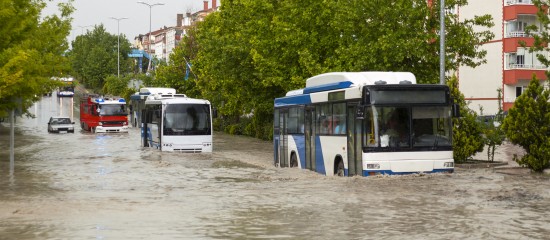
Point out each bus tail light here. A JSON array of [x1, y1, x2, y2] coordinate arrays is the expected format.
[[366, 164, 380, 169], [444, 162, 454, 168]]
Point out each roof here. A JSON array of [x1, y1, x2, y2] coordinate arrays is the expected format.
[[139, 87, 176, 95], [305, 72, 416, 88]]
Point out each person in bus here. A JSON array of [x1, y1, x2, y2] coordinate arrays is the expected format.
[[383, 109, 409, 147], [333, 116, 346, 134]]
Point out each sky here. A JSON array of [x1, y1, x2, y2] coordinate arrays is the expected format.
[[44, 0, 214, 44]]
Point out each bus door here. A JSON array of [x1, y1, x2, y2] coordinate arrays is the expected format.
[[347, 104, 363, 176], [304, 106, 316, 171], [278, 109, 289, 167]]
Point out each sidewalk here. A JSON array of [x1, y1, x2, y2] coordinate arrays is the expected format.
[[471, 141, 524, 168]]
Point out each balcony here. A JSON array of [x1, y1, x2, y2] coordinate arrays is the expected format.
[[504, 3, 538, 21], [506, 0, 533, 5], [503, 33, 539, 52], [504, 68, 546, 85]]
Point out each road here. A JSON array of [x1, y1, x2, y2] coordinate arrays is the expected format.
[[0, 95, 549, 239]]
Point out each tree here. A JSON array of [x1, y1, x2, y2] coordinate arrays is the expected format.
[[155, 33, 201, 98], [448, 75, 484, 163], [174, 0, 494, 139], [68, 24, 132, 93], [478, 89, 506, 162], [509, 0, 550, 171], [502, 77, 550, 172], [0, 0, 74, 116]]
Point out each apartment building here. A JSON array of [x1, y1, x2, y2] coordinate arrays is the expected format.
[[133, 0, 219, 64], [458, 0, 548, 115]]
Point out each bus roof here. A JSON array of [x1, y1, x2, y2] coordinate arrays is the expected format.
[[146, 96, 210, 105], [139, 87, 176, 96], [306, 72, 416, 87], [51, 77, 74, 82]]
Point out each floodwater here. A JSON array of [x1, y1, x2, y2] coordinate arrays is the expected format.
[[1, 96, 550, 240]]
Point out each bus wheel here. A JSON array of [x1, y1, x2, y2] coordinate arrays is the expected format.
[[290, 153, 298, 168], [335, 161, 345, 177]]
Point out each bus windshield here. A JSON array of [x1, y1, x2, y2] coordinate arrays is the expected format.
[[99, 104, 127, 116], [163, 104, 211, 136], [364, 106, 452, 149]]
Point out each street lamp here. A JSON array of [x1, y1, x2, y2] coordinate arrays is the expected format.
[[111, 17, 128, 78], [440, 0, 445, 85], [137, 1, 164, 73], [77, 25, 93, 35]]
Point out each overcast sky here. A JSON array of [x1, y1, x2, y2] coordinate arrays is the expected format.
[[44, 0, 214, 44]]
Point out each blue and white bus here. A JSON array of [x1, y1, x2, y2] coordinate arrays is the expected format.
[[129, 87, 176, 128], [142, 93, 213, 153], [273, 72, 457, 177]]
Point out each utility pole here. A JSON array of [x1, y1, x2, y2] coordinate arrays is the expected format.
[[111, 17, 128, 78], [137, 1, 164, 74], [77, 25, 92, 35], [440, 0, 445, 85]]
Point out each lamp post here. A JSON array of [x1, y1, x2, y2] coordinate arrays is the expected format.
[[74, 25, 92, 49], [111, 17, 128, 78], [77, 25, 92, 35], [440, 0, 445, 85], [137, 1, 164, 73]]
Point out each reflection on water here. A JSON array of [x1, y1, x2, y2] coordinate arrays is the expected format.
[[1, 96, 550, 239]]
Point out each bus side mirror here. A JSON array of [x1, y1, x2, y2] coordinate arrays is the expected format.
[[452, 103, 460, 118]]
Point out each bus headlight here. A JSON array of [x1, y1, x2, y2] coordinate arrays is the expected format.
[[444, 162, 454, 168], [366, 164, 380, 169]]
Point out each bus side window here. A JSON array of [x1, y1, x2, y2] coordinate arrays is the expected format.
[[316, 104, 331, 135], [332, 103, 346, 135]]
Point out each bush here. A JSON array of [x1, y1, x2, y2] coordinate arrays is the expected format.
[[502, 76, 550, 172], [447, 76, 484, 163]]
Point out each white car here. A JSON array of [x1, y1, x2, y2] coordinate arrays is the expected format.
[[47, 117, 75, 133]]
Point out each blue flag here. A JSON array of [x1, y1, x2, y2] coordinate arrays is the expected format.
[[184, 62, 192, 80]]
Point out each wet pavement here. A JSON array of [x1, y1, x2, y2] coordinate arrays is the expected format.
[[1, 95, 549, 239]]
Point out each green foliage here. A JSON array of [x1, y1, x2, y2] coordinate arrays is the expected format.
[[68, 24, 132, 92], [102, 74, 133, 100], [502, 77, 550, 172], [516, 1, 550, 171], [479, 89, 506, 162], [165, 0, 494, 139], [155, 39, 201, 98], [0, 0, 74, 117], [447, 76, 484, 163]]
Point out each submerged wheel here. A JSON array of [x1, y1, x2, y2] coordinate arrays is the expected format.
[[290, 153, 298, 168], [335, 160, 345, 177]]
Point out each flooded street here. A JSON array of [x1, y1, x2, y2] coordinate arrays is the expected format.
[[1, 96, 550, 239]]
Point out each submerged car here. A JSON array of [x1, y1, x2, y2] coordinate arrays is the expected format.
[[47, 117, 75, 133]]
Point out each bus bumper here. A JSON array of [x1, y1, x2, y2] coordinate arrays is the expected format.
[[95, 126, 129, 133]]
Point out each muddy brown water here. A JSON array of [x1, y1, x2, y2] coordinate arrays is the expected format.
[[1, 96, 549, 239]]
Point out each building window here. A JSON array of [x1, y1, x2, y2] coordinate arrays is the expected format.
[[516, 55, 525, 66], [516, 86, 527, 97]]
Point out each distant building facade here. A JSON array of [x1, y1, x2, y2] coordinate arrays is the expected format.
[[133, 0, 220, 64]]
